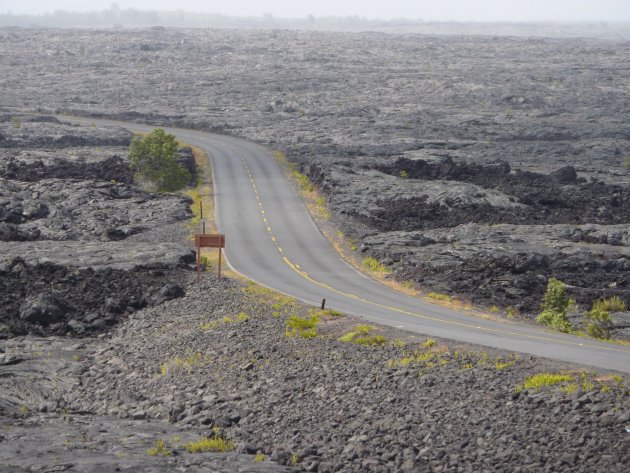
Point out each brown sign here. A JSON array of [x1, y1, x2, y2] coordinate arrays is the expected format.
[[195, 233, 225, 281], [195, 234, 225, 249]]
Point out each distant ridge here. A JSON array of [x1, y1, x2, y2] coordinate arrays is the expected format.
[[0, 8, 628, 39]]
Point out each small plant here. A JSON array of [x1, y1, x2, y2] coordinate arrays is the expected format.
[[286, 314, 319, 338], [338, 324, 374, 342], [236, 312, 250, 322], [536, 278, 574, 333], [506, 306, 518, 319], [315, 196, 326, 208], [254, 453, 266, 463], [354, 335, 387, 346], [519, 372, 574, 391], [562, 383, 579, 394], [399, 170, 408, 178], [592, 295, 626, 313], [362, 257, 391, 273], [10, 117, 21, 128], [426, 292, 452, 303], [391, 339, 406, 348], [291, 170, 314, 192], [185, 435, 234, 453], [584, 309, 613, 339], [199, 255, 212, 271], [495, 359, 516, 370], [623, 158, 630, 169], [290, 453, 300, 466], [422, 338, 436, 349], [489, 305, 499, 313], [148, 439, 172, 456]]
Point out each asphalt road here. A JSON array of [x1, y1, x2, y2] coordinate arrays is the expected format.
[[64, 117, 630, 373]]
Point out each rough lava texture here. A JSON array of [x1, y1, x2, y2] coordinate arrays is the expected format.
[[0, 116, 195, 337], [1, 28, 628, 324], [3, 276, 626, 472]]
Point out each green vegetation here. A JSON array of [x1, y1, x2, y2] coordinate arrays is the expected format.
[[584, 309, 613, 339], [286, 314, 319, 339], [536, 278, 574, 333], [290, 453, 300, 466], [291, 169, 314, 192], [147, 439, 172, 456], [185, 435, 234, 453], [592, 295, 626, 313], [426, 292, 453, 303], [10, 117, 21, 128], [362, 257, 392, 273], [399, 170, 408, 178], [129, 128, 191, 192], [580, 296, 624, 340], [338, 325, 387, 346], [254, 453, 266, 463], [517, 372, 574, 392], [623, 158, 630, 169]]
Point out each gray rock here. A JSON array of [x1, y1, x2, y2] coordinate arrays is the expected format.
[[19, 294, 65, 325]]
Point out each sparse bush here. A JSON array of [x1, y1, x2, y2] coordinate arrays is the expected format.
[[399, 170, 408, 178], [185, 435, 234, 453], [519, 372, 574, 391], [536, 278, 573, 333], [354, 335, 387, 346], [130, 128, 191, 192], [147, 439, 171, 456], [286, 314, 319, 338], [584, 309, 613, 339], [592, 295, 626, 313], [361, 257, 392, 274], [254, 453, 266, 463], [426, 292, 452, 303]]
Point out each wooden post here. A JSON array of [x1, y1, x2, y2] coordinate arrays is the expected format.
[[202, 221, 206, 234], [196, 242, 201, 284], [199, 201, 203, 219], [321, 298, 326, 310], [218, 248, 222, 279]]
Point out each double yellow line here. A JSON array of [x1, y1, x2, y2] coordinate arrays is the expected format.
[[237, 155, 629, 355]]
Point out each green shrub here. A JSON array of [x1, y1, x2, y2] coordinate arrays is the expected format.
[[519, 373, 574, 391], [130, 128, 191, 192], [286, 314, 319, 338], [592, 295, 626, 313], [584, 309, 613, 339], [185, 435, 234, 453], [536, 278, 573, 333]]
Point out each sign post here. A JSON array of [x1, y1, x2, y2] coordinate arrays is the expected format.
[[195, 234, 226, 282]]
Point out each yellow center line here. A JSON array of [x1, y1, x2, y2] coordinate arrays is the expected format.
[[237, 157, 630, 355]]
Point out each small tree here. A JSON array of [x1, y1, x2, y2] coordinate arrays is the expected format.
[[536, 278, 574, 333], [129, 128, 191, 192]]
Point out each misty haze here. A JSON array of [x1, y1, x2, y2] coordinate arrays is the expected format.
[[1, 3, 629, 473]]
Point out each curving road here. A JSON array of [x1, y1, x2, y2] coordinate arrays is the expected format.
[[64, 117, 630, 373]]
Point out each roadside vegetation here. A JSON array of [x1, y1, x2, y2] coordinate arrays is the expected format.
[[129, 128, 191, 192]]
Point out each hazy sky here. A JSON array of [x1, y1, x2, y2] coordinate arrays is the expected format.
[[2, 0, 630, 21]]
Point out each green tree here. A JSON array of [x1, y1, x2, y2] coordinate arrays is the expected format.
[[536, 278, 574, 333], [129, 128, 191, 192]]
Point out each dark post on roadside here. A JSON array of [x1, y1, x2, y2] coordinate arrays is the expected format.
[[195, 233, 225, 282]]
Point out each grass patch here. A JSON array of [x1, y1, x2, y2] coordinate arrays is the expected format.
[[291, 170, 314, 193], [147, 439, 171, 456], [185, 435, 234, 453], [517, 372, 574, 392], [254, 453, 266, 463], [286, 314, 319, 339], [592, 295, 626, 313], [338, 324, 374, 342], [426, 292, 452, 303], [338, 325, 387, 346], [362, 257, 392, 273], [354, 335, 387, 346]]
